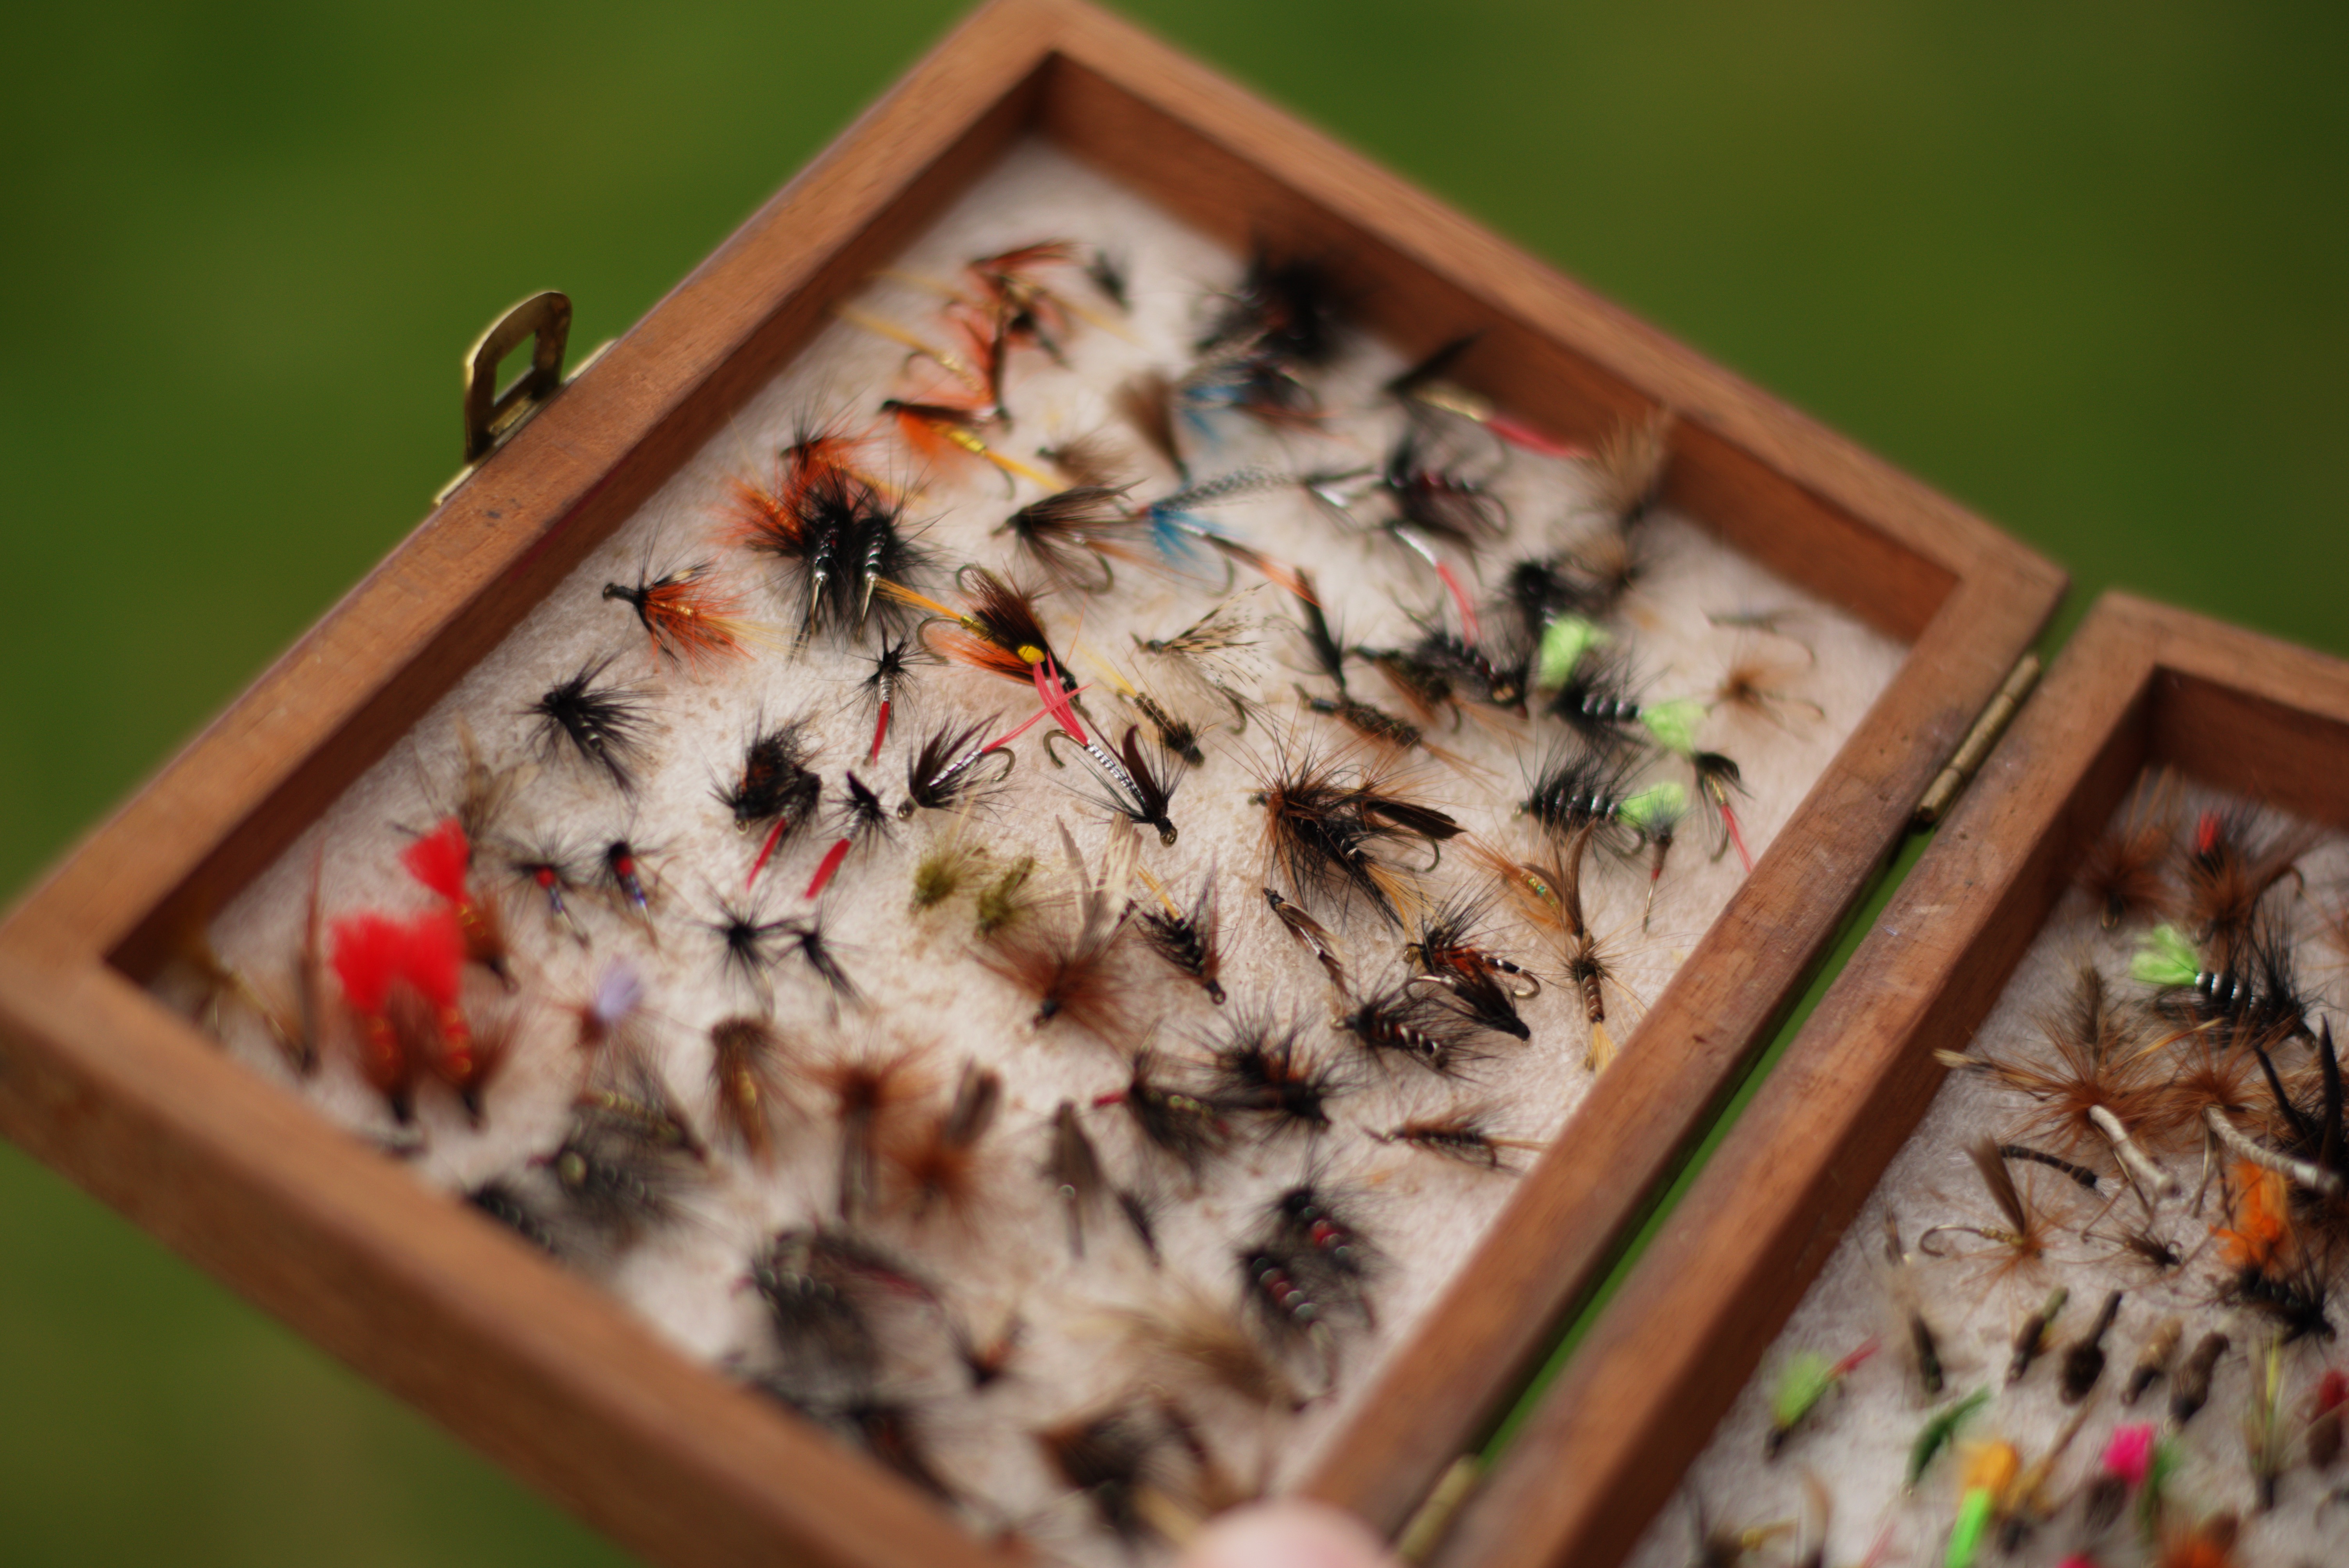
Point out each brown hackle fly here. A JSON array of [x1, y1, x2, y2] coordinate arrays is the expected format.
[[1263, 887, 1347, 990], [708, 1013, 795, 1166], [2182, 805, 2319, 962], [2076, 770, 2178, 929], [809, 1046, 928, 1221], [1135, 866, 1224, 1003], [995, 485, 1148, 595], [1368, 1108, 1544, 1171], [1335, 982, 1490, 1076], [977, 821, 1138, 1036], [883, 1059, 1002, 1223], [1204, 1010, 1348, 1136], [1110, 1288, 1305, 1412]]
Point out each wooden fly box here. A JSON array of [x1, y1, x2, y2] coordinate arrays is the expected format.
[[0, 1, 2061, 1563], [1447, 591, 2349, 1568]]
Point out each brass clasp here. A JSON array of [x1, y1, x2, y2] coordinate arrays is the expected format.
[[434, 290, 574, 502]]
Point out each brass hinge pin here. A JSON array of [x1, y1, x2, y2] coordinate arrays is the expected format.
[[1394, 1454, 1483, 1563], [1914, 651, 2041, 828]]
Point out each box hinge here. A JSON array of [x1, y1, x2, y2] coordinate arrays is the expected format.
[[1394, 1454, 1482, 1563], [433, 291, 608, 504], [1912, 650, 2041, 828]]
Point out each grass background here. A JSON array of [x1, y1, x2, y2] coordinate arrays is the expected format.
[[3, 2, 2344, 1561]]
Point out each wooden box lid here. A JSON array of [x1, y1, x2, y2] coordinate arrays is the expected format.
[[0, 2, 2063, 1562]]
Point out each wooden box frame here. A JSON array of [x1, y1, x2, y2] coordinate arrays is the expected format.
[[1447, 590, 2349, 1568], [0, 1, 2061, 1562]]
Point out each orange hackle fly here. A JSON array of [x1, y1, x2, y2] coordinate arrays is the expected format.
[[602, 560, 768, 670], [880, 398, 1057, 491], [875, 567, 1073, 690], [726, 419, 882, 552], [2217, 1161, 2291, 1274]]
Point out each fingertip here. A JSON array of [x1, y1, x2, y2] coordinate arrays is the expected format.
[[1180, 1499, 1396, 1568]]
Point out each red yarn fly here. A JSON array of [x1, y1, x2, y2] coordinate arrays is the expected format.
[[400, 817, 512, 986], [331, 907, 470, 1123]]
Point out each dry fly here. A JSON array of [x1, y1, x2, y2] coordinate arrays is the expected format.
[[1205, 1011, 1348, 1135], [1039, 426, 1136, 489], [1099, 1049, 1237, 1176], [1130, 584, 1272, 721], [1114, 369, 1184, 474], [1044, 1098, 1111, 1258], [1880, 1213, 1944, 1396], [1092, 660, 1215, 766], [1580, 410, 1672, 531], [1709, 634, 1823, 733], [1936, 962, 2153, 1158], [1241, 731, 1453, 927], [1404, 889, 1539, 1042], [545, 1046, 709, 1251], [995, 485, 1149, 594], [1918, 1138, 2066, 1282], [907, 810, 991, 913], [1035, 1399, 1203, 1546]]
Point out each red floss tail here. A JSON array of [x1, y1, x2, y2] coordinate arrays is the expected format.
[[1482, 412, 1584, 461], [805, 839, 853, 899], [1433, 561, 1483, 647], [330, 912, 411, 1015], [400, 817, 472, 903], [1720, 796, 1755, 874], [987, 674, 1099, 755], [1034, 657, 1088, 745], [868, 699, 891, 764], [1830, 1337, 1882, 1380], [747, 815, 794, 890], [985, 705, 1053, 752], [2194, 810, 2220, 856]]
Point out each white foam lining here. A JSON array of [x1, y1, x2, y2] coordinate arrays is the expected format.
[[1628, 782, 2349, 1568], [176, 139, 1905, 1560]]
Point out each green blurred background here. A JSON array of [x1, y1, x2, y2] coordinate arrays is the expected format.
[[3, 2, 2343, 1561]]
